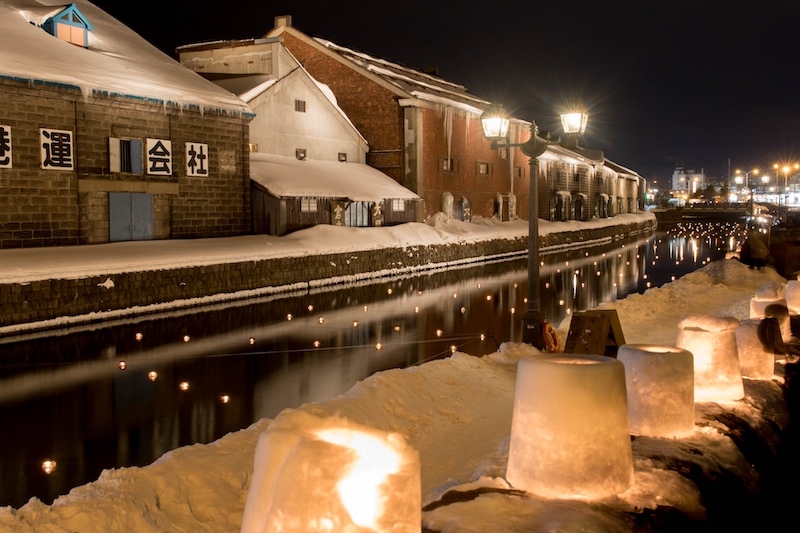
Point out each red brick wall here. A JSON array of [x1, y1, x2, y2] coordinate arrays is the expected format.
[[282, 34, 405, 183]]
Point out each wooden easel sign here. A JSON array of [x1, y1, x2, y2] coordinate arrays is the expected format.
[[565, 309, 626, 357]]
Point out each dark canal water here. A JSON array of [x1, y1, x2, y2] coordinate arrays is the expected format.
[[0, 221, 747, 508]]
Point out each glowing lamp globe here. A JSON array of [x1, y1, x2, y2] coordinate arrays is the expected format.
[[735, 319, 776, 380], [560, 111, 588, 134], [480, 103, 510, 142], [241, 411, 421, 533], [676, 315, 744, 402], [506, 354, 634, 500], [617, 344, 695, 438]]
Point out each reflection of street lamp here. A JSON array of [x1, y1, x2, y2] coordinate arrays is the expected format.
[[480, 104, 558, 348]]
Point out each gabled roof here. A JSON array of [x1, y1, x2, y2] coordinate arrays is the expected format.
[[1, 0, 250, 116], [267, 17, 490, 115], [251, 153, 420, 202]]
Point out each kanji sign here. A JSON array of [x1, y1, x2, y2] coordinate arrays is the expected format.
[[0, 125, 11, 168], [185, 142, 208, 176], [146, 138, 172, 175], [40, 128, 74, 170]]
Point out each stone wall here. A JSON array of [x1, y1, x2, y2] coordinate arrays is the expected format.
[[0, 217, 656, 333]]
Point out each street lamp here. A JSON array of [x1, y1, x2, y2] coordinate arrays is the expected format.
[[773, 163, 799, 220], [559, 106, 588, 149], [480, 104, 557, 349]]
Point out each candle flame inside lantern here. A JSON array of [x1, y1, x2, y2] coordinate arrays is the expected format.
[[42, 460, 57, 474], [314, 428, 402, 528]]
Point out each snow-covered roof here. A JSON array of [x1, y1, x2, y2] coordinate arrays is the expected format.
[[313, 37, 491, 113], [0, 0, 251, 115], [250, 153, 420, 202]]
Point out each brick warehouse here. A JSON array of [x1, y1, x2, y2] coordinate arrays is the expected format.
[[265, 16, 643, 223], [0, 1, 253, 249]]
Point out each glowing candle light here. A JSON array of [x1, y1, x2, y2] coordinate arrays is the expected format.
[[179, 381, 190, 391], [220, 395, 230, 404], [313, 341, 321, 348], [676, 315, 743, 402], [249, 337, 256, 345], [241, 411, 420, 533], [353, 321, 359, 328], [436, 329, 443, 337], [363, 306, 368, 312], [308, 305, 314, 311], [287, 314, 293, 321], [617, 344, 695, 438], [387, 288, 392, 295], [507, 355, 633, 500], [318, 317, 325, 324], [375, 343, 383, 350], [148, 371, 158, 381], [117, 361, 127, 370], [183, 335, 191, 342], [135, 332, 143, 341], [393, 325, 400, 332], [42, 460, 57, 474]]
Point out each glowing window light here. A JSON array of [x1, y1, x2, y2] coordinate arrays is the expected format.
[[240, 412, 420, 533], [148, 371, 158, 381], [353, 321, 359, 328], [179, 381, 190, 391], [486, 295, 492, 301], [453, 293, 458, 299], [42, 460, 57, 474]]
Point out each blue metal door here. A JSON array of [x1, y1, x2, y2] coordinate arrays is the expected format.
[[109, 192, 154, 241]]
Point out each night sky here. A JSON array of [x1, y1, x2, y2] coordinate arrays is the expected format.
[[91, 0, 800, 185]]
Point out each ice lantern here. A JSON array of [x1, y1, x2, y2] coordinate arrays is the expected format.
[[735, 318, 776, 379], [676, 315, 744, 402], [617, 344, 695, 438], [240, 410, 421, 533], [506, 354, 634, 500]]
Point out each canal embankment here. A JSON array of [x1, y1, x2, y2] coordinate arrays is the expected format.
[[0, 214, 657, 334]]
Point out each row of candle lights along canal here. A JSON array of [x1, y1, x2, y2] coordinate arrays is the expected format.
[[0, 220, 751, 508]]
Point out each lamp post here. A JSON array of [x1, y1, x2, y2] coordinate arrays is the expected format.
[[480, 104, 560, 348], [735, 168, 759, 214], [773, 163, 799, 221]]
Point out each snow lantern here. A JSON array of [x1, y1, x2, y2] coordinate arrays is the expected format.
[[784, 280, 800, 315], [749, 281, 791, 341], [735, 319, 776, 380], [241, 410, 421, 533], [506, 354, 634, 500], [617, 344, 695, 438], [676, 315, 744, 402]]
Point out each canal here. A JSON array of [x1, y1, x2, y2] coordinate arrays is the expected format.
[[0, 221, 746, 508]]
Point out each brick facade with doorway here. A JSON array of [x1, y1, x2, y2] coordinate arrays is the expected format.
[[0, 79, 252, 249]]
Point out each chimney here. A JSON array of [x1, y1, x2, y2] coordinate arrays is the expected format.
[[275, 15, 292, 29]]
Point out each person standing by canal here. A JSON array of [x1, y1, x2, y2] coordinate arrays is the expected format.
[[740, 229, 772, 270]]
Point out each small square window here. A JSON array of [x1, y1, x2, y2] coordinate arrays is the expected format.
[[296, 148, 306, 160], [295, 99, 306, 112], [477, 162, 491, 175], [440, 157, 457, 172], [301, 197, 318, 212], [514, 166, 524, 178], [391, 198, 405, 212], [338, 152, 347, 162]]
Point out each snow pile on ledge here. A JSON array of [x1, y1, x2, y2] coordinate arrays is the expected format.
[[0, 259, 793, 532]]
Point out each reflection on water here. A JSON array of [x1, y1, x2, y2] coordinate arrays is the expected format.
[[0, 222, 744, 507]]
